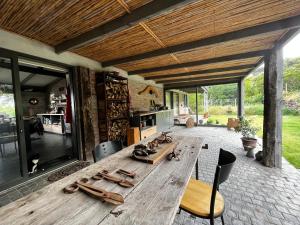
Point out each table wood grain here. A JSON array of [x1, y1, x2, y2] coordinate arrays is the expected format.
[[0, 135, 203, 225]]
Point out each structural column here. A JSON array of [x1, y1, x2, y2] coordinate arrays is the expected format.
[[195, 86, 199, 125], [237, 79, 244, 118], [263, 47, 283, 168], [203, 89, 208, 113]]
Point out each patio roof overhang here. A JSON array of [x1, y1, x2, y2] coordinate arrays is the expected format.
[[0, 0, 300, 88]]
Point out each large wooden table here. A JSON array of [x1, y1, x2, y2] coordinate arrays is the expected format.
[[0, 135, 203, 225]]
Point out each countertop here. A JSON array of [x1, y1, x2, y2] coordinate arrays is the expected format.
[[133, 109, 172, 117]]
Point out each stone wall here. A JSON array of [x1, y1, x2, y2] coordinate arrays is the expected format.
[[128, 79, 163, 111]]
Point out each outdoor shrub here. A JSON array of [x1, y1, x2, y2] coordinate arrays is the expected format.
[[207, 118, 213, 124], [245, 104, 264, 115], [235, 117, 259, 138], [283, 107, 300, 116], [208, 105, 237, 115]]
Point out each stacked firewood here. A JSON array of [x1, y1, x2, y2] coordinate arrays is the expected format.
[[105, 82, 128, 99], [108, 120, 129, 140], [107, 102, 128, 119]]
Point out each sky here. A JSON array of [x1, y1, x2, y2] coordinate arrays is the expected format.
[[283, 32, 300, 59]]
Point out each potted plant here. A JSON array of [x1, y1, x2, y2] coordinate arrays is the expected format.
[[235, 117, 259, 152]]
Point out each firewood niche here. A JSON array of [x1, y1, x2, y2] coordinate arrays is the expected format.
[[96, 71, 129, 142]]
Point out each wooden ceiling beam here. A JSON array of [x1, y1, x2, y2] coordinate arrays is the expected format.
[[128, 50, 267, 74], [164, 79, 240, 89], [144, 64, 255, 80], [157, 72, 248, 84], [103, 14, 300, 67], [55, 0, 197, 53]]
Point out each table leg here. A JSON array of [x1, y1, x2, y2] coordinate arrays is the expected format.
[[195, 158, 199, 180]]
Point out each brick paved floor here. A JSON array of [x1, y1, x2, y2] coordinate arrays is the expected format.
[[1, 127, 299, 225], [172, 126, 300, 225]]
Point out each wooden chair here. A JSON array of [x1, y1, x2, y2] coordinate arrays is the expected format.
[[92, 141, 123, 163], [180, 149, 236, 225]]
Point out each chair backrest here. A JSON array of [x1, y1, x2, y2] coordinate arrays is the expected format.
[[210, 148, 236, 218], [92, 141, 123, 163]]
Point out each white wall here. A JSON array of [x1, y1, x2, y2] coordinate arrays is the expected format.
[[0, 28, 163, 88]]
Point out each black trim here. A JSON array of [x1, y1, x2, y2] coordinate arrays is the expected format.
[[165, 79, 240, 90], [158, 72, 248, 84]]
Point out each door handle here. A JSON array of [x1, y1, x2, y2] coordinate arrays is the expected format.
[[20, 129, 23, 133]]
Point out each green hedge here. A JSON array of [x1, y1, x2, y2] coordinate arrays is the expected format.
[[207, 104, 299, 116]]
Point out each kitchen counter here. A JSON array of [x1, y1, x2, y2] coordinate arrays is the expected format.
[[131, 110, 174, 139], [132, 109, 172, 117]]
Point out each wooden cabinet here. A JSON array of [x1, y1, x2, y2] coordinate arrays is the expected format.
[[130, 110, 173, 140], [96, 72, 129, 142], [127, 127, 140, 145], [140, 126, 157, 140]]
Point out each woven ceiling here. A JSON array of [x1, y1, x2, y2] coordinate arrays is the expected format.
[[0, 0, 300, 87]]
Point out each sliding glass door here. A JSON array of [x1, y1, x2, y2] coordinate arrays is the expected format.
[[0, 56, 27, 188]]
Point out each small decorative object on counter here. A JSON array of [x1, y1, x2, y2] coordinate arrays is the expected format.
[[93, 170, 134, 188], [155, 131, 172, 144], [167, 143, 180, 161], [63, 178, 124, 205], [131, 131, 177, 164], [116, 169, 136, 178], [132, 145, 157, 159]]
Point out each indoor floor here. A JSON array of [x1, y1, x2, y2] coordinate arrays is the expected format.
[[0, 132, 73, 187]]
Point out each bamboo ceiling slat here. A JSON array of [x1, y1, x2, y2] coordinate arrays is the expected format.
[[140, 57, 261, 77], [154, 69, 249, 82], [180, 57, 261, 73], [115, 31, 282, 73], [141, 68, 191, 77], [0, 0, 298, 82], [117, 54, 177, 72], [0, 0, 151, 45], [146, 0, 300, 47], [175, 31, 284, 63], [73, 25, 162, 62]]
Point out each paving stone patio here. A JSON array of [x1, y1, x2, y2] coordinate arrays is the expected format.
[[172, 126, 300, 225], [0, 127, 299, 225]]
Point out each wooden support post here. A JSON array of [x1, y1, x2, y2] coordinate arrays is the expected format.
[[163, 88, 166, 107], [196, 87, 199, 126], [237, 79, 245, 118], [263, 47, 283, 168], [203, 90, 208, 113]]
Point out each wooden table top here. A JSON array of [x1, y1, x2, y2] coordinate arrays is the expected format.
[[0, 135, 203, 225]]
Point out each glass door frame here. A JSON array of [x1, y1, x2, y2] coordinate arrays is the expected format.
[[0, 51, 28, 190], [0, 47, 81, 191]]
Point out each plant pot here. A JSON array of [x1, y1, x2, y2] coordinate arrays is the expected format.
[[244, 146, 255, 158], [241, 137, 257, 150]]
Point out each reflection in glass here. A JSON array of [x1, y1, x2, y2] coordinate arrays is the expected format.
[[0, 58, 21, 186]]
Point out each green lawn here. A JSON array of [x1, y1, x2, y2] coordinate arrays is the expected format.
[[209, 115, 300, 168]]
